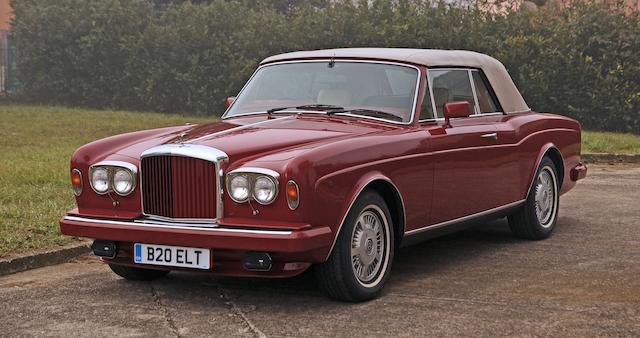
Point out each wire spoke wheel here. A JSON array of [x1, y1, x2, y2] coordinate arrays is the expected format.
[[350, 208, 386, 285]]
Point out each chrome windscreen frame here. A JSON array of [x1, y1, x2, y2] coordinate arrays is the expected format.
[[139, 144, 229, 223], [221, 59, 422, 126]]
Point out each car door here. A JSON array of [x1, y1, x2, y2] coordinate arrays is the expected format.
[[420, 68, 515, 225]]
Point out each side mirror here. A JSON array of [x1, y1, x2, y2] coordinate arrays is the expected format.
[[225, 96, 236, 109], [443, 101, 471, 128]]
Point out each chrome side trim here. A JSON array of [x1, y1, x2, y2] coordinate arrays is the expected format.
[[222, 59, 422, 126], [63, 215, 293, 236], [140, 144, 229, 220], [418, 112, 506, 123], [404, 199, 525, 236]]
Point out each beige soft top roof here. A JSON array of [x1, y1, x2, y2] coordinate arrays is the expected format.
[[261, 48, 529, 113]]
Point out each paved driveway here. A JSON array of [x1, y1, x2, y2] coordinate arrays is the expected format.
[[2, 164, 639, 337]]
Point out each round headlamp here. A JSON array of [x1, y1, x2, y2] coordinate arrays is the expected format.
[[113, 168, 135, 196], [253, 176, 277, 204], [229, 175, 250, 202], [90, 167, 109, 194]]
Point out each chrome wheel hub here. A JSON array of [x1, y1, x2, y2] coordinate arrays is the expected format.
[[535, 167, 556, 227], [351, 209, 386, 284]]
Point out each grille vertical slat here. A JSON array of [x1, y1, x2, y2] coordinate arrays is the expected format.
[[142, 155, 216, 219]]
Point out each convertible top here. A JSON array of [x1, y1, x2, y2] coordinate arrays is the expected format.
[[261, 48, 530, 114]]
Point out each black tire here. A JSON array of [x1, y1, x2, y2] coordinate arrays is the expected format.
[[109, 264, 170, 281], [315, 190, 395, 302], [508, 157, 560, 240]]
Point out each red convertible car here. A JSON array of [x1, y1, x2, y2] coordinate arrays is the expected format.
[[60, 48, 587, 301]]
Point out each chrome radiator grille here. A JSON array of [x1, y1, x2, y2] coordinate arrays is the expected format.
[[141, 155, 218, 219]]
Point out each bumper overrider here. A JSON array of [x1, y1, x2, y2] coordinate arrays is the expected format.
[[60, 214, 333, 277]]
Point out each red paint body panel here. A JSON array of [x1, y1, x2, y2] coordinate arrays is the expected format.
[[60, 59, 585, 278]]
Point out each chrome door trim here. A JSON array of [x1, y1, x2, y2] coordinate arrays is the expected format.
[[63, 215, 293, 236], [481, 133, 498, 140], [468, 69, 482, 115], [404, 199, 525, 236]]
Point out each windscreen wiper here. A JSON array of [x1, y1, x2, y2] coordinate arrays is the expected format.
[[328, 108, 403, 122], [266, 104, 344, 114]]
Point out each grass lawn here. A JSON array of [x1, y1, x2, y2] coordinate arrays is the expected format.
[[0, 104, 638, 258], [0, 105, 211, 257], [582, 131, 640, 154]]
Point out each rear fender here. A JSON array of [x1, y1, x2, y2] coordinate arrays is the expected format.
[[525, 143, 564, 198]]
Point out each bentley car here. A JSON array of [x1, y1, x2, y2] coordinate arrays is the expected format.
[[60, 48, 587, 301]]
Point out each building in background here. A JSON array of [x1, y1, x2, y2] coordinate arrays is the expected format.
[[0, 0, 12, 93], [478, 0, 640, 14]]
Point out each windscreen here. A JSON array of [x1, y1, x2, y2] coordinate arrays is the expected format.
[[225, 61, 419, 123]]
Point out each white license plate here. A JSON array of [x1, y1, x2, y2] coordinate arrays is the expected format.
[[134, 243, 210, 270]]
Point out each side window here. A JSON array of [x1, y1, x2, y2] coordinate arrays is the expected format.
[[471, 70, 501, 114], [419, 78, 435, 120], [428, 69, 476, 118]]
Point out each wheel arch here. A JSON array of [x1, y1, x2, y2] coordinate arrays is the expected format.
[[324, 173, 406, 261], [526, 144, 565, 198]]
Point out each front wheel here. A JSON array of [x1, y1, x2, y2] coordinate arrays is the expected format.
[[315, 190, 395, 302], [508, 157, 560, 240]]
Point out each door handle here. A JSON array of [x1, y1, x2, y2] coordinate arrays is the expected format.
[[481, 133, 498, 140]]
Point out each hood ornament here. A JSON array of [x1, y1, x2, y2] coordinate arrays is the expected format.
[[177, 131, 189, 143]]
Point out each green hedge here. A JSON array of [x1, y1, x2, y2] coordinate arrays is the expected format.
[[10, 0, 640, 133]]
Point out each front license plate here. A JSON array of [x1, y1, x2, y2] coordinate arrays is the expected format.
[[134, 243, 210, 270]]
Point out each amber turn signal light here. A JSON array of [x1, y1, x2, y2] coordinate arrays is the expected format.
[[71, 168, 83, 196], [286, 180, 299, 210]]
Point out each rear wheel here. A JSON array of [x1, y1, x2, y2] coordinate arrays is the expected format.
[[508, 157, 560, 240], [315, 190, 394, 302], [109, 264, 170, 281]]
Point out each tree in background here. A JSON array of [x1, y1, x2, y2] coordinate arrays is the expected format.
[[9, 0, 640, 133]]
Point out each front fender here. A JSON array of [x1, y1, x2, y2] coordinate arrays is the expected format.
[[313, 170, 396, 260]]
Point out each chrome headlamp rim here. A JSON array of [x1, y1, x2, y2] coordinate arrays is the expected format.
[[112, 167, 136, 196], [88, 161, 138, 196], [226, 167, 280, 205], [252, 175, 278, 205], [89, 166, 110, 195], [228, 174, 251, 203]]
